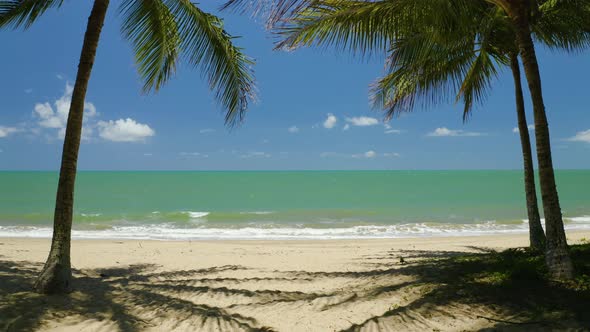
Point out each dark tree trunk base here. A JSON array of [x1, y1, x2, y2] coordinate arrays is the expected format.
[[34, 258, 72, 294], [546, 247, 574, 280], [529, 227, 545, 252]]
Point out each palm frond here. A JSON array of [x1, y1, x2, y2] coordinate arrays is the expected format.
[[165, 0, 255, 126], [533, 0, 590, 51], [276, 1, 398, 55], [275, 0, 487, 57], [120, 0, 180, 93], [371, 33, 476, 119], [458, 45, 499, 122], [221, 0, 313, 27], [0, 0, 63, 29], [371, 6, 506, 122]]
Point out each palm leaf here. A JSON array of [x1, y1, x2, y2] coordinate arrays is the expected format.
[[371, 34, 476, 119], [120, 0, 256, 126], [164, 0, 255, 126], [120, 0, 180, 93], [0, 0, 63, 29], [276, 1, 399, 55], [533, 0, 590, 51], [458, 45, 500, 121], [221, 0, 314, 27], [275, 0, 486, 57]]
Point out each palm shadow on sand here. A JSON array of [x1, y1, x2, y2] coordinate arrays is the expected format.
[[0, 262, 275, 332], [1, 243, 589, 331]]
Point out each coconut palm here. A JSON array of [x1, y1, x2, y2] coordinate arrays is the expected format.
[[367, 1, 589, 252], [1, 0, 255, 294], [276, 0, 548, 250], [496, 0, 589, 279], [224, 0, 590, 278], [369, 12, 548, 252]]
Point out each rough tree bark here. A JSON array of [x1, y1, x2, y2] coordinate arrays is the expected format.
[[34, 0, 110, 294], [508, 0, 573, 279], [509, 53, 546, 251]]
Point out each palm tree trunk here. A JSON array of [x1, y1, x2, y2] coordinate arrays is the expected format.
[[34, 0, 110, 294], [509, 54, 546, 251], [508, 0, 573, 279]]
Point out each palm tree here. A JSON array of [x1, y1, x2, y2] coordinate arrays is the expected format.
[[277, 1, 550, 251], [366, 8, 547, 251], [494, 0, 589, 279], [224, 0, 590, 277], [366, 0, 589, 252], [1, 0, 255, 294]]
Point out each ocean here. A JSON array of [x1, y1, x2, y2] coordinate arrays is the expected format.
[[0, 170, 588, 240]]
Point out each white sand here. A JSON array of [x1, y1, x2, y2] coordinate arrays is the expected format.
[[1, 231, 589, 331]]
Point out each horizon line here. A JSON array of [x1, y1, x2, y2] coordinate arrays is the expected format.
[[1, 168, 589, 172]]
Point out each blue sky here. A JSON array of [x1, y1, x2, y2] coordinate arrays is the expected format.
[[0, 1, 589, 170]]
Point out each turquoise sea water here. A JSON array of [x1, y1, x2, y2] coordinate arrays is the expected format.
[[0, 170, 589, 239]]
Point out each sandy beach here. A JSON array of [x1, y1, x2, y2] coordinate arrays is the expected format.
[[1, 231, 589, 331]]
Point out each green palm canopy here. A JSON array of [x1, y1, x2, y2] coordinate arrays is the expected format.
[[1, 0, 256, 125]]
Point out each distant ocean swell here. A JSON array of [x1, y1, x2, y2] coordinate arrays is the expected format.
[[1, 215, 589, 240], [1, 171, 589, 240]]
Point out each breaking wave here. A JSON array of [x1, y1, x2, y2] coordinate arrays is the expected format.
[[1, 216, 589, 240]]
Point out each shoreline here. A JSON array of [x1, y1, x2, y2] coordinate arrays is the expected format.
[[1, 230, 589, 271], [1, 221, 590, 241], [1, 227, 589, 242]]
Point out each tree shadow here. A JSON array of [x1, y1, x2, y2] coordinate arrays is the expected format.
[[1, 244, 589, 331], [0, 261, 275, 332], [338, 245, 590, 331]]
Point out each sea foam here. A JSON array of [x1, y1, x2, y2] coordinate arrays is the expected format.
[[1, 216, 590, 240], [183, 211, 210, 218]]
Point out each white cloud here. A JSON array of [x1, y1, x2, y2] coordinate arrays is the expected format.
[[321, 151, 393, 159], [346, 116, 379, 127], [427, 127, 484, 137], [97, 118, 155, 142], [0, 126, 19, 138], [352, 150, 377, 158], [24, 88, 33, 94], [383, 123, 403, 134], [28, 82, 157, 143], [323, 113, 337, 129], [34, 103, 60, 128], [343, 124, 350, 131], [57, 74, 64, 80], [513, 125, 535, 133], [241, 151, 271, 158], [33, 83, 97, 139], [199, 128, 215, 134], [288, 126, 299, 133], [568, 129, 590, 143]]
